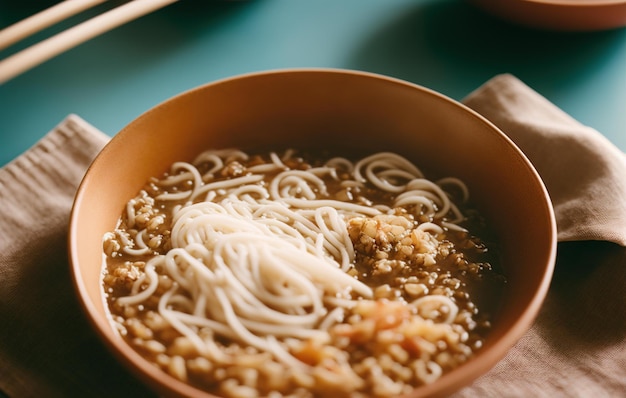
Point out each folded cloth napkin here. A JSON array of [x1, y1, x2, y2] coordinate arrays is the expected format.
[[0, 116, 153, 397], [1, 75, 625, 397], [463, 74, 626, 246], [454, 75, 626, 397]]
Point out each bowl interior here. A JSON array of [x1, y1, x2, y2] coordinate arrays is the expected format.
[[69, 69, 556, 398]]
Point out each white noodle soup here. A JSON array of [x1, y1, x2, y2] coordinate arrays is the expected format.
[[102, 149, 506, 398]]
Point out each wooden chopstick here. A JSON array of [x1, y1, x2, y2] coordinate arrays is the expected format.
[[0, 0, 107, 52], [0, 0, 179, 84]]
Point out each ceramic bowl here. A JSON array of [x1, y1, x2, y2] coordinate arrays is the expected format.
[[69, 68, 557, 398], [468, 0, 626, 31]]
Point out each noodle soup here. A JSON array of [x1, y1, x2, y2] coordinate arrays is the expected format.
[[102, 149, 506, 398]]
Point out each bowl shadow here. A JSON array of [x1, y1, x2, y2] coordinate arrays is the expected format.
[[346, 0, 626, 100], [538, 241, 626, 346]]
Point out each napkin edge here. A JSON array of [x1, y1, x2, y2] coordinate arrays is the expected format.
[[0, 114, 110, 188]]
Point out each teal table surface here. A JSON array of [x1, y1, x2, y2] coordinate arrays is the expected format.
[[1, 0, 625, 167]]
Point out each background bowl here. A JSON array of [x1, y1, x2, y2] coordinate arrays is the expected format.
[[69, 68, 556, 398], [468, 0, 626, 31]]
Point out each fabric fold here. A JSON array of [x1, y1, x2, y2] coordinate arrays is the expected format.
[[462, 74, 626, 246], [0, 115, 108, 241], [0, 115, 153, 398]]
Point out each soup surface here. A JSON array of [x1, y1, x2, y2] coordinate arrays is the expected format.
[[102, 149, 506, 398]]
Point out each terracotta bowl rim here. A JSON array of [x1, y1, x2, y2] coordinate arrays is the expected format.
[[518, 0, 626, 5]]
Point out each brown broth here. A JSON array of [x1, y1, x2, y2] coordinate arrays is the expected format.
[[102, 149, 507, 397]]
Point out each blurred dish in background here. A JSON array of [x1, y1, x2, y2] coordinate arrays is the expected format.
[[468, 0, 626, 31]]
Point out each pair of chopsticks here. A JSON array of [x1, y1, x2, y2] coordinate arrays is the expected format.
[[0, 0, 179, 84]]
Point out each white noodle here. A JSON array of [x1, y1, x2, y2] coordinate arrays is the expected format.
[[412, 295, 459, 324], [125, 199, 137, 228], [116, 260, 160, 306], [414, 360, 442, 385]]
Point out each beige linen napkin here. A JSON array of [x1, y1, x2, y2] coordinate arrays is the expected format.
[[0, 75, 625, 397], [0, 115, 154, 397], [463, 74, 626, 246], [453, 74, 626, 397]]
